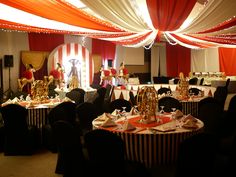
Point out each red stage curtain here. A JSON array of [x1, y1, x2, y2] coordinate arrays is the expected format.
[[166, 43, 191, 77], [219, 47, 236, 75], [19, 33, 65, 80], [92, 39, 116, 61]]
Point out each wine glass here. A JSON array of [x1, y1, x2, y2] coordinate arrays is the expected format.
[[121, 106, 127, 120], [159, 106, 165, 114], [171, 107, 176, 119]]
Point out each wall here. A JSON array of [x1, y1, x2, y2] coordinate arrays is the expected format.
[[0, 31, 29, 94]]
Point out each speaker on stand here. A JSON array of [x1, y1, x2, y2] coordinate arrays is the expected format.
[[3, 55, 14, 99]]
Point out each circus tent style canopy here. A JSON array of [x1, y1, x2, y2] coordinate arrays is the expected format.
[[0, 0, 236, 49]]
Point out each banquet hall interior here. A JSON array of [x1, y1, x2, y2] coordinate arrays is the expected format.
[[0, 0, 236, 177]]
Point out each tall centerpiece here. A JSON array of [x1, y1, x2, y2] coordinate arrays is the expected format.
[[136, 86, 158, 124], [178, 72, 189, 99]]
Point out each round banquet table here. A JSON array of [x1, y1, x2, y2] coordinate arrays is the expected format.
[[112, 84, 216, 117], [92, 113, 204, 168]]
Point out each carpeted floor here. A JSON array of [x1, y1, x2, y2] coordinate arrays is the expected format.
[[0, 148, 176, 177], [0, 149, 62, 177]]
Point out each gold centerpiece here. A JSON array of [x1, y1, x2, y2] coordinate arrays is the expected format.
[[136, 86, 158, 124], [30, 76, 53, 102], [178, 72, 189, 99]]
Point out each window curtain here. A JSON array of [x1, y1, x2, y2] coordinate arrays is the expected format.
[[20, 33, 64, 80], [92, 39, 116, 62], [191, 48, 219, 72], [166, 43, 191, 77], [219, 47, 236, 75]]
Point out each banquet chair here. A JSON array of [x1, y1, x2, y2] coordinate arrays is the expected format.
[[157, 87, 172, 95], [52, 120, 87, 177], [198, 98, 224, 136], [188, 77, 198, 85], [42, 101, 77, 152], [221, 95, 236, 137], [0, 104, 40, 155], [109, 98, 132, 113], [10, 90, 28, 100], [84, 129, 150, 177], [75, 102, 99, 134], [213, 85, 228, 110], [199, 78, 204, 85], [158, 96, 182, 113], [65, 88, 85, 105], [104, 84, 114, 102], [92, 87, 107, 115], [48, 84, 59, 98], [188, 87, 201, 96], [129, 91, 137, 106], [42, 101, 79, 174], [175, 133, 219, 177], [173, 78, 180, 84]]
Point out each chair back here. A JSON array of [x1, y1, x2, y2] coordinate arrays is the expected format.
[[92, 87, 107, 115], [84, 129, 125, 176], [52, 120, 86, 176], [189, 87, 201, 96], [66, 88, 85, 105], [10, 91, 28, 100], [76, 102, 99, 134], [188, 77, 198, 85], [158, 96, 182, 112], [198, 98, 224, 136], [199, 78, 204, 85], [104, 84, 114, 102], [175, 133, 218, 177], [129, 91, 137, 106], [157, 87, 172, 95], [1, 104, 38, 155], [48, 101, 77, 126], [109, 98, 132, 113], [213, 86, 228, 109]]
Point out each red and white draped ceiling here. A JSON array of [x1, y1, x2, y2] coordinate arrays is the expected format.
[[0, 0, 236, 49]]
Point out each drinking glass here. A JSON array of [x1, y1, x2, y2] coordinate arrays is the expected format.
[[160, 106, 165, 114], [171, 107, 176, 119], [121, 106, 127, 121]]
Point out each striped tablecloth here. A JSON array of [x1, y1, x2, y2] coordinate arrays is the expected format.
[[93, 114, 204, 168]]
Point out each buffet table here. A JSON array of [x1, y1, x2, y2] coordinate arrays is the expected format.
[[92, 113, 204, 168]]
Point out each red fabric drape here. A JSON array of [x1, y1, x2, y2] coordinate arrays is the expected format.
[[28, 33, 64, 51], [166, 43, 191, 77], [219, 47, 236, 75], [19, 33, 65, 80], [92, 39, 116, 61], [146, 0, 196, 31]]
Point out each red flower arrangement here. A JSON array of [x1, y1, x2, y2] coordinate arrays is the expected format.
[[103, 70, 110, 77], [110, 68, 117, 75], [23, 70, 33, 80], [50, 69, 61, 79], [123, 68, 128, 75]]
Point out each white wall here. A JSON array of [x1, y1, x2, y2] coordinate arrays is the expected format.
[[0, 31, 29, 94]]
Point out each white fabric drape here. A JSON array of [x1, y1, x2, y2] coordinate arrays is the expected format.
[[191, 48, 219, 72], [151, 44, 167, 81], [151, 45, 160, 82]]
